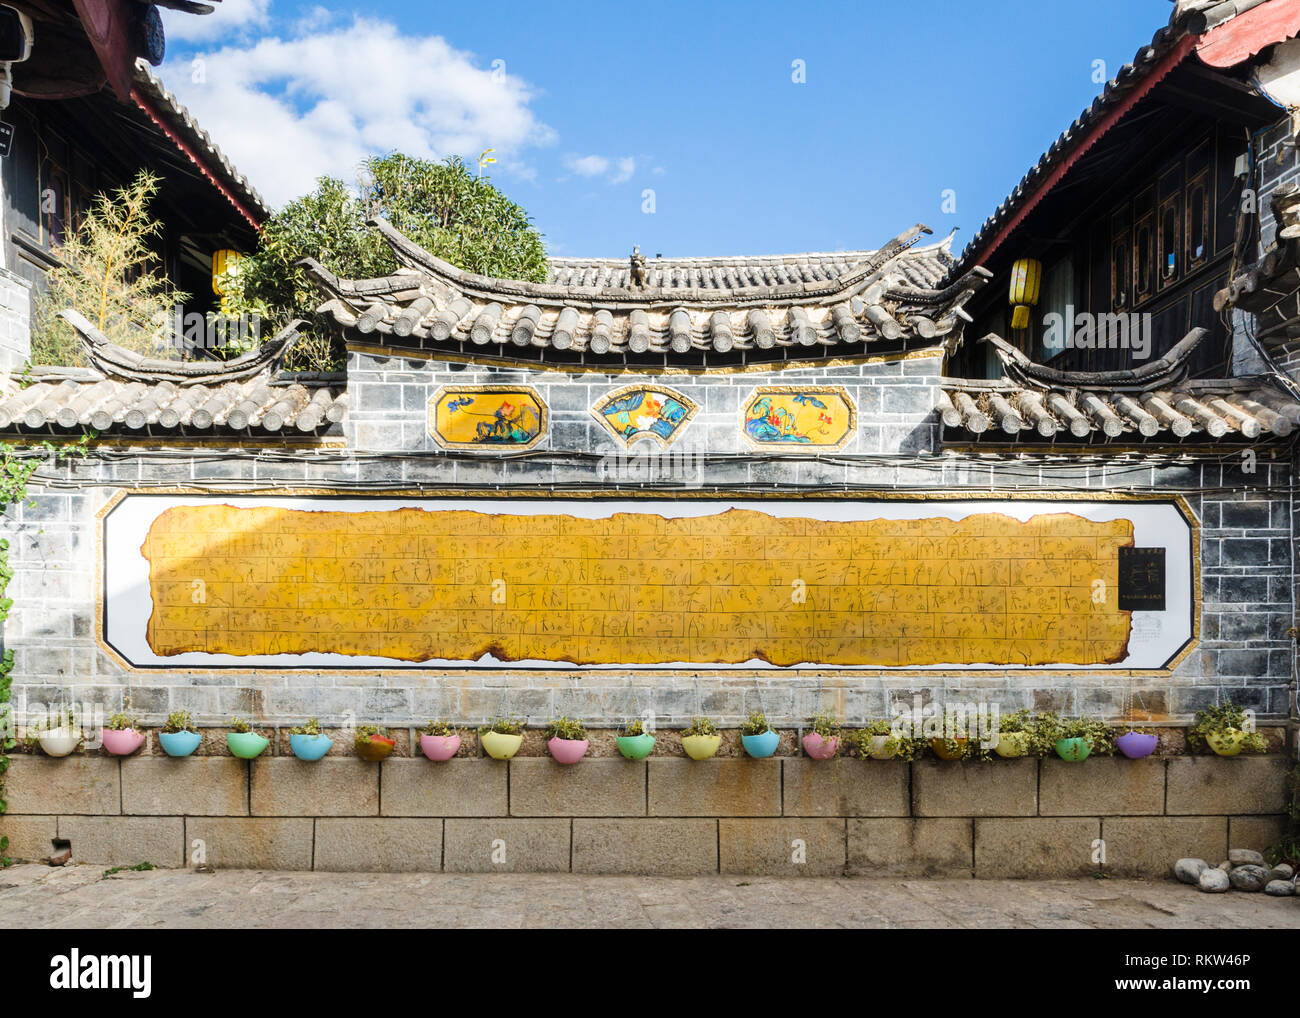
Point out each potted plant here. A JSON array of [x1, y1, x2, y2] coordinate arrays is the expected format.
[[30, 706, 81, 758], [616, 718, 655, 760], [545, 716, 589, 764], [853, 719, 902, 760], [1035, 713, 1115, 762], [102, 711, 145, 756], [419, 720, 461, 761], [740, 710, 779, 759], [1186, 701, 1268, 757], [159, 709, 201, 758], [289, 717, 332, 761], [226, 716, 269, 759], [480, 717, 524, 760], [681, 716, 721, 760], [355, 724, 395, 762], [991, 708, 1033, 759], [803, 711, 840, 759], [1116, 725, 1158, 759]]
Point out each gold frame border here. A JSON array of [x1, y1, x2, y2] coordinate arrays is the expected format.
[[739, 384, 858, 453], [91, 487, 1200, 677], [589, 384, 699, 450], [426, 384, 548, 452]]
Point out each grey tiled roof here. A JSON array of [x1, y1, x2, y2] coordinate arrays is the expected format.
[[0, 372, 346, 436], [307, 219, 989, 362]]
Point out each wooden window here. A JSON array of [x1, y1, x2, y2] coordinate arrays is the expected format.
[[1133, 210, 1155, 303], [1110, 206, 1131, 311], [1185, 168, 1210, 270], [1158, 194, 1182, 290]]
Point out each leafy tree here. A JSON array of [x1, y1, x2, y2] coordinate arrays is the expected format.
[[30, 171, 189, 366], [231, 154, 547, 372]]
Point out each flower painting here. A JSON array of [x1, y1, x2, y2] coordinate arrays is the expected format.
[[742, 386, 856, 450], [428, 386, 547, 450], [592, 385, 698, 447]]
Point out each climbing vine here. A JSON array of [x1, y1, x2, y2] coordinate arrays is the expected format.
[[0, 437, 92, 866]]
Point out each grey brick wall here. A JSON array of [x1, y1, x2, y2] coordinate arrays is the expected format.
[[4, 442, 1293, 729], [0, 266, 31, 373]]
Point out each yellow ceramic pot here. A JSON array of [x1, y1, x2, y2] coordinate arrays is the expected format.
[[994, 732, 1030, 758], [682, 733, 721, 760], [930, 737, 967, 761], [481, 731, 523, 760], [1206, 729, 1245, 757]]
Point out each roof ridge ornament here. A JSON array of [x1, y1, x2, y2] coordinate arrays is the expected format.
[[984, 327, 1207, 392], [58, 308, 306, 386], [630, 245, 647, 289]]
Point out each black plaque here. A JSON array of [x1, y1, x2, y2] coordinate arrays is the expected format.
[[1118, 546, 1165, 611], [0, 122, 13, 159]]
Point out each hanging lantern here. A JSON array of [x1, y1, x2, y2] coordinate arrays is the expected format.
[[1008, 257, 1042, 330], [212, 250, 244, 314]]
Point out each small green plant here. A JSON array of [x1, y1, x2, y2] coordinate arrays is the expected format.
[[741, 710, 772, 736], [621, 718, 646, 737], [355, 724, 391, 746], [480, 717, 524, 736], [851, 718, 921, 760], [162, 710, 196, 734], [102, 861, 157, 879], [421, 720, 458, 737], [995, 708, 1033, 734], [807, 711, 840, 740], [106, 712, 136, 732], [290, 717, 322, 736], [683, 716, 718, 738], [229, 716, 252, 735], [544, 716, 587, 741], [1186, 701, 1267, 754], [1032, 713, 1116, 756]]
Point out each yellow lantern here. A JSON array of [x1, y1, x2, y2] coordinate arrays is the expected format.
[[1008, 257, 1041, 331], [212, 249, 244, 314]]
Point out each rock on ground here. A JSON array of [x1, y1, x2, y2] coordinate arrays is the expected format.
[[1264, 880, 1295, 897], [1228, 849, 1265, 867], [1228, 865, 1270, 892], [1174, 858, 1208, 884], [1199, 868, 1231, 893]]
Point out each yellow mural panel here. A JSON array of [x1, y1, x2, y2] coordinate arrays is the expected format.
[[428, 386, 546, 449], [743, 386, 856, 449], [142, 506, 1134, 666]]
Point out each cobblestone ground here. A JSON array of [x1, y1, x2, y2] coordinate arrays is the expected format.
[[1, 864, 1298, 928]]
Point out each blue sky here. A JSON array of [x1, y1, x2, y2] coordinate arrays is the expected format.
[[161, 0, 1175, 260]]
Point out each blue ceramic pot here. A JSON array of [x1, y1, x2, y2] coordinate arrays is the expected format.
[[290, 733, 333, 761], [742, 730, 780, 758], [159, 730, 201, 757]]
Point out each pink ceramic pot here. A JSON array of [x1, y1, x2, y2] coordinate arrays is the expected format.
[[547, 737, 589, 764], [420, 733, 461, 761], [102, 728, 145, 756], [802, 732, 839, 760]]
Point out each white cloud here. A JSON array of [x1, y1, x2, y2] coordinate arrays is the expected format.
[[162, 0, 272, 43], [563, 153, 636, 185], [160, 15, 556, 208]]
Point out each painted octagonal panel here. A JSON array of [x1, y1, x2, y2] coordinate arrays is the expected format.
[[591, 385, 697, 448], [742, 386, 856, 450], [428, 385, 547, 450]]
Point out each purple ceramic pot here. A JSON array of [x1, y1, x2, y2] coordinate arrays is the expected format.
[[1116, 731, 1157, 759]]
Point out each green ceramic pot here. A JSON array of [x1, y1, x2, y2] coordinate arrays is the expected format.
[[1054, 736, 1091, 762], [616, 733, 656, 760], [227, 731, 269, 759]]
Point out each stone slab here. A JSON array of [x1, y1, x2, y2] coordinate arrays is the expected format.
[[509, 759, 645, 817], [1040, 758, 1165, 816], [443, 819, 570, 873], [572, 819, 717, 876], [782, 759, 909, 817], [1100, 817, 1227, 878], [1166, 756, 1291, 815], [647, 759, 779, 817], [913, 759, 1037, 817], [122, 757, 249, 816], [60, 816, 185, 868], [974, 818, 1100, 878], [313, 818, 443, 872], [185, 817, 314, 870], [381, 759, 508, 817], [1227, 815, 1289, 855], [249, 758, 378, 817], [847, 818, 974, 877], [0, 815, 57, 862], [5, 756, 120, 815], [719, 818, 845, 876]]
